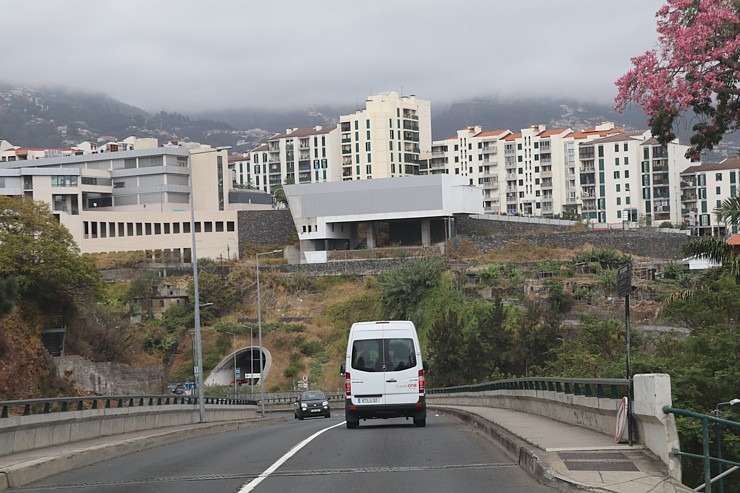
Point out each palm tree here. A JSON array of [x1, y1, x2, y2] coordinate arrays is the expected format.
[[683, 195, 740, 280]]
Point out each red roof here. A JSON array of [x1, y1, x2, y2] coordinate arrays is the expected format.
[[728, 234, 740, 246]]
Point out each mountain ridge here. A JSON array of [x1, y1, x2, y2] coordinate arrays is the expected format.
[[0, 83, 735, 160]]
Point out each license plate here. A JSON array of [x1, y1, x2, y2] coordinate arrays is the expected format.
[[310, 408, 321, 412], [357, 397, 379, 404]]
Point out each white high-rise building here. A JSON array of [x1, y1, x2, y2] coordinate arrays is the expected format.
[[339, 92, 431, 180]]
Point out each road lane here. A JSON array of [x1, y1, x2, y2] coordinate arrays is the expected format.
[[13, 412, 556, 493]]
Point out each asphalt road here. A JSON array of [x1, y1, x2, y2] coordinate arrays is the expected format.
[[12, 412, 557, 493]]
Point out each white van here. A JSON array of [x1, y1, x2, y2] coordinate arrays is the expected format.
[[341, 320, 427, 428]]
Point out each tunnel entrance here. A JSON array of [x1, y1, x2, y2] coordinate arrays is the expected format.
[[204, 346, 271, 387]]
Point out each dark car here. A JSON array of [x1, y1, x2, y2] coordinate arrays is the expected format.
[[293, 390, 331, 419]]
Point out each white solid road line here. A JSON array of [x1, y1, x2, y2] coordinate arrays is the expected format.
[[237, 421, 345, 492]]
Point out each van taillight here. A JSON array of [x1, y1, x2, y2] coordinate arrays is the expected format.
[[345, 371, 352, 396], [418, 369, 425, 394]]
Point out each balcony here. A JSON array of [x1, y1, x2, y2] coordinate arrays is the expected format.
[[580, 166, 595, 173], [340, 122, 351, 132], [506, 173, 516, 181], [482, 145, 498, 155], [681, 179, 696, 188], [402, 122, 419, 131]]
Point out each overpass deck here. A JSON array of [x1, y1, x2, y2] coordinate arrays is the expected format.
[[0, 406, 692, 493]]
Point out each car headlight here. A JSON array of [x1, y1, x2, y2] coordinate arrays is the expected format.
[[301, 403, 307, 408], [322, 401, 329, 407]]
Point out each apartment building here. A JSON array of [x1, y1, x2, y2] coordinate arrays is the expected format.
[[680, 158, 740, 235], [0, 138, 241, 260], [339, 92, 432, 180], [576, 133, 693, 225], [427, 122, 625, 216], [229, 152, 251, 188], [248, 126, 339, 194]]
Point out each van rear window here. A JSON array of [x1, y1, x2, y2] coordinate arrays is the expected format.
[[351, 338, 416, 372]]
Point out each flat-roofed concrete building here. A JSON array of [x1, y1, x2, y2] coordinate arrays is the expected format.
[[0, 140, 264, 261], [284, 174, 483, 263]]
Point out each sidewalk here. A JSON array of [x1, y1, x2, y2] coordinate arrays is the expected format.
[[432, 405, 694, 493]]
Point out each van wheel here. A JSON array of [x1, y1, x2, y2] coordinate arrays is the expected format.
[[413, 417, 426, 427], [346, 419, 359, 429], [298, 415, 304, 420]]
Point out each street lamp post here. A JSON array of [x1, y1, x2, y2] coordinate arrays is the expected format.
[[256, 249, 282, 418], [189, 146, 230, 423], [227, 331, 237, 401]]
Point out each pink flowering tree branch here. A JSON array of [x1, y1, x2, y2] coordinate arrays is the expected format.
[[614, 0, 739, 160]]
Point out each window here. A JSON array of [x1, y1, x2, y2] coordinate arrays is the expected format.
[[616, 184, 621, 192], [716, 173, 723, 181], [366, 165, 372, 174], [518, 156, 522, 162], [625, 170, 630, 178], [615, 144, 619, 152], [351, 338, 416, 372], [614, 171, 621, 179], [716, 186, 721, 195], [624, 157, 629, 165], [615, 158, 620, 166], [617, 197, 621, 205], [624, 143, 628, 152], [517, 143, 522, 150]]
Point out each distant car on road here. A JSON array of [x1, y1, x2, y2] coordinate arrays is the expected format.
[[168, 383, 185, 395], [294, 390, 331, 419]]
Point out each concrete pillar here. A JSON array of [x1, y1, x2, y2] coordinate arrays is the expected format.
[[421, 219, 431, 247], [366, 222, 375, 249], [633, 374, 682, 481]]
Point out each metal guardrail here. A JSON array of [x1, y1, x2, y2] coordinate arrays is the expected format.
[[1, 395, 257, 419], [1, 392, 347, 419], [663, 406, 739, 493], [428, 377, 629, 399]]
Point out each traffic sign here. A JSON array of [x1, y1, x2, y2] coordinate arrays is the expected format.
[[236, 368, 240, 377], [617, 264, 632, 298]]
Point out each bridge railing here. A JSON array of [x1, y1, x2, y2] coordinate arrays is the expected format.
[[0, 395, 256, 419], [428, 376, 629, 398], [663, 406, 739, 493]]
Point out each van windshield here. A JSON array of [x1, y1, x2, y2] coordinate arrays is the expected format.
[[351, 338, 416, 372]]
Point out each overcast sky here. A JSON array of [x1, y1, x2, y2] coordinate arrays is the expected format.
[[2, 0, 665, 114]]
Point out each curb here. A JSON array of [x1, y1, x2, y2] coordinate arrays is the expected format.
[[0, 417, 283, 492], [430, 406, 600, 492]]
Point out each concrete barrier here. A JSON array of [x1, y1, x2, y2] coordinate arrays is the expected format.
[[0, 404, 256, 457]]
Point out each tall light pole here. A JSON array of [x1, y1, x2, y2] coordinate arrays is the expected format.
[[226, 331, 237, 400], [256, 249, 282, 418], [189, 146, 230, 423]]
